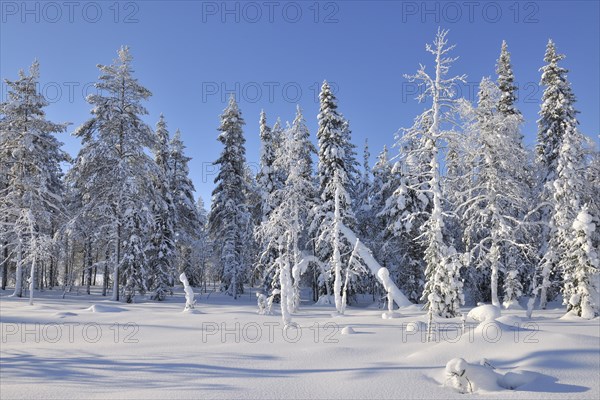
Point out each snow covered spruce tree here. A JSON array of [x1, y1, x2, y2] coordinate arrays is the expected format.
[[494, 40, 536, 304], [0, 61, 68, 302], [562, 206, 599, 318], [147, 115, 176, 301], [535, 40, 583, 308], [402, 29, 466, 317], [496, 40, 520, 118], [169, 128, 202, 282], [370, 146, 400, 273], [548, 103, 597, 315], [190, 197, 212, 291], [69, 46, 157, 302], [285, 106, 318, 309], [254, 110, 285, 294], [457, 77, 531, 308], [355, 140, 374, 244], [208, 95, 253, 298], [379, 126, 433, 303], [310, 81, 360, 310]]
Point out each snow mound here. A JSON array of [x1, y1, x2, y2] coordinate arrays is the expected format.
[[467, 304, 501, 322], [502, 300, 524, 310], [54, 312, 78, 318], [85, 304, 126, 313], [381, 311, 401, 319], [404, 321, 427, 333], [495, 315, 524, 326], [498, 371, 538, 390], [444, 358, 538, 394], [315, 295, 334, 306], [341, 326, 356, 335], [331, 312, 349, 318]]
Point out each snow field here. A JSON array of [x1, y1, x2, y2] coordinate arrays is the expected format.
[[1, 288, 599, 399]]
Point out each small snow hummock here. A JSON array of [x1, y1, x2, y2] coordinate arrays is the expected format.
[[467, 304, 501, 322], [315, 295, 334, 306], [405, 321, 427, 333], [85, 304, 126, 313], [341, 326, 356, 335], [54, 311, 78, 318]]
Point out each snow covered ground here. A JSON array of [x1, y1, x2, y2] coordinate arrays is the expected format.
[[1, 288, 599, 399]]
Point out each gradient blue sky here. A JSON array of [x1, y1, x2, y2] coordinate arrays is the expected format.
[[2, 0, 599, 204]]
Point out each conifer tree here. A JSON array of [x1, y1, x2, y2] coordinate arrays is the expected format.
[[69, 46, 155, 301], [208, 95, 252, 298], [0, 61, 68, 301]]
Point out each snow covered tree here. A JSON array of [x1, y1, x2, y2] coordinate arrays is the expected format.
[[169, 128, 202, 280], [402, 29, 466, 317], [256, 106, 318, 315], [496, 40, 520, 117], [536, 40, 578, 183], [355, 139, 373, 243], [255, 111, 285, 293], [0, 60, 68, 301], [535, 40, 582, 308], [379, 129, 432, 303], [190, 196, 212, 291], [256, 110, 280, 218], [208, 95, 252, 298], [310, 81, 359, 308], [68, 46, 156, 302], [120, 207, 149, 303], [147, 115, 176, 301], [561, 206, 599, 319], [457, 78, 531, 308], [545, 105, 596, 312], [341, 120, 360, 206], [370, 146, 395, 264]]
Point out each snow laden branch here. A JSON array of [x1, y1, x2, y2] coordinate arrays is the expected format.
[[338, 224, 412, 308]]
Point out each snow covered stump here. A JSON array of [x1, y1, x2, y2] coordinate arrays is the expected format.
[[179, 273, 196, 312]]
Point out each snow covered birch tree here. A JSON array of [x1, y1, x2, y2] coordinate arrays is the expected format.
[[402, 29, 466, 317]]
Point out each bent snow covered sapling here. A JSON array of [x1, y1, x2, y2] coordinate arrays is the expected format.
[[180, 273, 196, 311]]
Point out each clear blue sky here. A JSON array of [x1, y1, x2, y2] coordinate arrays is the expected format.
[[2, 0, 599, 204]]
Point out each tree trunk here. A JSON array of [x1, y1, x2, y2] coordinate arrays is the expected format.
[[111, 224, 121, 301], [490, 242, 500, 308], [12, 242, 23, 297], [86, 239, 92, 295], [48, 258, 54, 289], [29, 256, 36, 305], [1, 243, 8, 290]]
